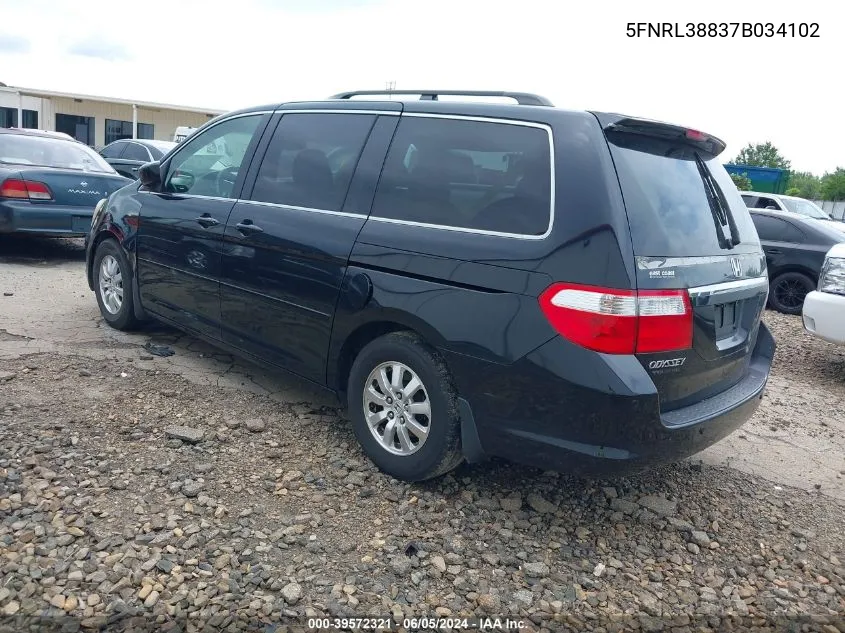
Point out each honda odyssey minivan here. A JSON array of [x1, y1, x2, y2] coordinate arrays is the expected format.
[[85, 89, 775, 481]]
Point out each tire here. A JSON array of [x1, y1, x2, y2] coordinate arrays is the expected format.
[[769, 271, 815, 315], [347, 331, 464, 482], [93, 238, 139, 331]]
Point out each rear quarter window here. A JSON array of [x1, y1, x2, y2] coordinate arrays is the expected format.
[[370, 117, 553, 236]]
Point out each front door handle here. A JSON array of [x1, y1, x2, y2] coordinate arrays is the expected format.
[[767, 248, 782, 255], [235, 220, 264, 235], [196, 214, 220, 228]]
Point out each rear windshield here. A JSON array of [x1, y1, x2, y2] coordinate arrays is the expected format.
[[0, 133, 115, 173], [607, 135, 761, 257]]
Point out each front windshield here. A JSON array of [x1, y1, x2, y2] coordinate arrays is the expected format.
[[0, 133, 116, 173], [782, 197, 829, 219]]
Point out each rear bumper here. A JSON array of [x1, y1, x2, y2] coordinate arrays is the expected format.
[[803, 290, 845, 345], [0, 200, 95, 236], [446, 322, 775, 477]]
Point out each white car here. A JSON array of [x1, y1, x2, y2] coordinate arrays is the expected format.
[[741, 191, 843, 223], [803, 242, 845, 345]]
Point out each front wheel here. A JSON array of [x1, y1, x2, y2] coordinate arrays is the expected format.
[[769, 271, 815, 315], [93, 239, 139, 330], [347, 332, 464, 482]]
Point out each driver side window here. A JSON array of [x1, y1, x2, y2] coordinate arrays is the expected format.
[[165, 115, 262, 198]]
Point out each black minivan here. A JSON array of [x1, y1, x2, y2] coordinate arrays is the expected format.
[[85, 89, 775, 482]]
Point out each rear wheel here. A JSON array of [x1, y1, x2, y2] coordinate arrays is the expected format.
[[769, 271, 814, 315], [94, 239, 139, 330], [347, 332, 463, 481]]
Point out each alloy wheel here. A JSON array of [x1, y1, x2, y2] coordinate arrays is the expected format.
[[98, 254, 124, 315], [363, 361, 432, 456]]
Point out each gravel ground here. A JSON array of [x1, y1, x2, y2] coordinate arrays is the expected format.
[[1, 313, 844, 631]]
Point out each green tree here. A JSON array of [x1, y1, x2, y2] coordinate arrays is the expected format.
[[733, 142, 792, 170], [820, 168, 845, 201], [787, 171, 822, 200], [730, 172, 752, 191]]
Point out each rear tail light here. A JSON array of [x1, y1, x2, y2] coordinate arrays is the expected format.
[[539, 283, 693, 354], [0, 178, 54, 201]]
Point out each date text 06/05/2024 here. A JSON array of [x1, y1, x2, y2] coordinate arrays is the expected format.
[[626, 22, 820, 38]]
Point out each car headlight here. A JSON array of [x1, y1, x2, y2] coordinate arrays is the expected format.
[[819, 256, 845, 295]]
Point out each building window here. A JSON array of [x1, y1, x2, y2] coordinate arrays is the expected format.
[[22, 110, 38, 129], [0, 107, 18, 128], [105, 120, 155, 142], [105, 119, 133, 144], [56, 114, 95, 145]]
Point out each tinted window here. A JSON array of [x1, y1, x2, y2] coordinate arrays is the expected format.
[[105, 119, 133, 145], [755, 197, 780, 210], [606, 135, 761, 256], [249, 113, 375, 212], [752, 215, 804, 242], [137, 123, 154, 140], [123, 143, 151, 162], [371, 117, 552, 236], [146, 141, 176, 159], [740, 194, 757, 208], [165, 115, 263, 198], [56, 114, 94, 145], [99, 142, 125, 159]]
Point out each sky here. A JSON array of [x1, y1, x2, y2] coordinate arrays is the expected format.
[[0, 0, 837, 174]]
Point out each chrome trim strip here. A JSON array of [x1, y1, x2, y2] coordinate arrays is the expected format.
[[636, 254, 763, 269], [688, 276, 769, 297], [276, 109, 400, 116], [366, 215, 548, 239], [370, 114, 555, 240], [137, 191, 235, 203], [237, 199, 365, 218]]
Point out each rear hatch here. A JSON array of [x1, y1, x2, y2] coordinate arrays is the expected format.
[[601, 116, 769, 411]]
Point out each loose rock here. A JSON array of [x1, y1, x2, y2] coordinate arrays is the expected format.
[[164, 425, 204, 444]]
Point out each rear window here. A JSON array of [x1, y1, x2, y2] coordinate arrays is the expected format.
[[370, 117, 552, 236], [607, 135, 761, 256], [0, 133, 115, 173]]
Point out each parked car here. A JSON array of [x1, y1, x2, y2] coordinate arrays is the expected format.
[[749, 208, 845, 314], [0, 128, 132, 236], [85, 88, 775, 482], [173, 126, 198, 143], [802, 242, 845, 345], [98, 139, 177, 179], [741, 190, 841, 222], [6, 127, 74, 141]]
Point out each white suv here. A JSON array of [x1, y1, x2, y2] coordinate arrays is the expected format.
[[741, 191, 840, 222], [803, 242, 845, 345]]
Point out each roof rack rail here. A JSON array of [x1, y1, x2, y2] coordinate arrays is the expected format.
[[329, 89, 554, 107]]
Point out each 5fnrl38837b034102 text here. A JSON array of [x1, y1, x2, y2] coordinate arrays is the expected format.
[[626, 22, 820, 38]]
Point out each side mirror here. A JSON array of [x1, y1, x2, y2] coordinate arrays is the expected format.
[[138, 161, 162, 190], [765, 205, 778, 210]]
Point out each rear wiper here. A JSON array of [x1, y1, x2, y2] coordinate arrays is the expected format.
[[694, 153, 741, 249]]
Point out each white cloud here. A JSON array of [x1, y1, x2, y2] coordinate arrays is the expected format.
[[0, 0, 839, 173]]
